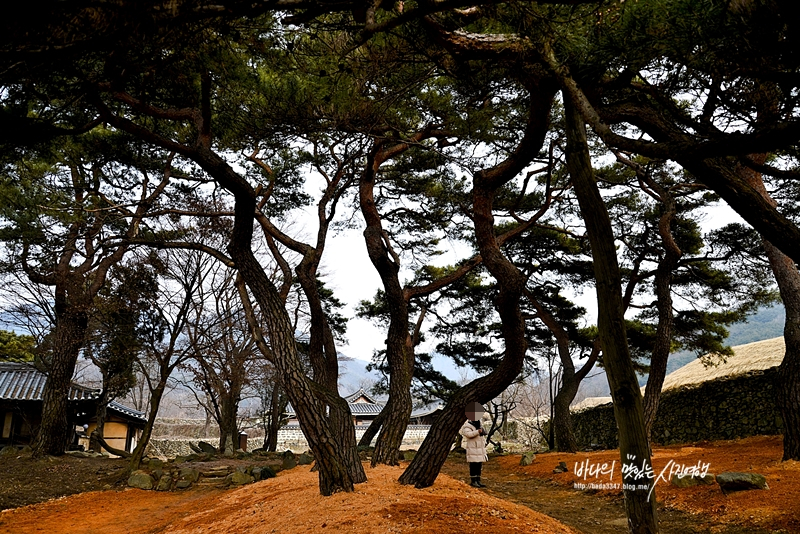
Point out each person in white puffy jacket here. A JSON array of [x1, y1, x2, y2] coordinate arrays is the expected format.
[[460, 401, 488, 488]]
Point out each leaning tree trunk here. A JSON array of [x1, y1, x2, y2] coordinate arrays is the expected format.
[[358, 408, 385, 448], [739, 159, 800, 461], [89, 388, 110, 453], [399, 85, 555, 487], [565, 99, 658, 534], [128, 383, 166, 473], [32, 305, 89, 457], [642, 184, 681, 441], [359, 147, 415, 466]]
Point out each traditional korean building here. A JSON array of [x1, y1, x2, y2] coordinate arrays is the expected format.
[[0, 361, 146, 453]]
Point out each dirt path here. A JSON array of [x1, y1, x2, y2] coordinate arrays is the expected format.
[[441, 459, 777, 534]]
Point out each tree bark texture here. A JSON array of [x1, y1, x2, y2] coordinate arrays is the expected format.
[[129, 384, 166, 472], [642, 183, 681, 441], [359, 145, 414, 466], [197, 147, 364, 495], [739, 161, 800, 461], [32, 296, 89, 457], [89, 389, 110, 453], [399, 85, 555, 488], [266, 383, 284, 452], [565, 100, 659, 534]]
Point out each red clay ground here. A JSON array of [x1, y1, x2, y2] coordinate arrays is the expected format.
[[1, 435, 797, 533], [496, 435, 799, 533], [0, 464, 577, 534]]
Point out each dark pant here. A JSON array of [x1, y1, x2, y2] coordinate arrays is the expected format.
[[469, 462, 482, 477]]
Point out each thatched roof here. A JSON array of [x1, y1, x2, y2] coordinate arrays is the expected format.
[[571, 337, 785, 412], [660, 336, 784, 392]]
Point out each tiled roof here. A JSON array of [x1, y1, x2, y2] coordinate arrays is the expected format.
[[0, 362, 146, 423], [343, 388, 379, 405], [285, 401, 383, 416], [0, 362, 98, 401], [348, 402, 383, 415], [410, 402, 444, 418], [108, 400, 147, 423]]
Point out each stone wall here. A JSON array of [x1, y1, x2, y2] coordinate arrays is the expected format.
[[145, 424, 433, 457], [571, 368, 784, 449]]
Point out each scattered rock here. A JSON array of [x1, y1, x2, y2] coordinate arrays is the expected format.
[[671, 473, 715, 488], [0, 445, 18, 456], [128, 471, 155, 490], [552, 461, 569, 474], [148, 458, 164, 470], [260, 466, 277, 479], [228, 471, 255, 486], [198, 441, 217, 455], [175, 479, 193, 489], [19, 445, 33, 455], [298, 452, 314, 465], [179, 467, 200, 483], [65, 450, 91, 458], [402, 451, 416, 461], [156, 474, 173, 491], [716, 472, 769, 492], [282, 451, 297, 470], [519, 452, 536, 466]]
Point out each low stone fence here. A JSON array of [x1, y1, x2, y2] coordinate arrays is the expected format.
[[571, 367, 784, 449], [146, 424, 433, 457]]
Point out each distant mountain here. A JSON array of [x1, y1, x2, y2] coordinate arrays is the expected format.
[[336, 352, 464, 398]]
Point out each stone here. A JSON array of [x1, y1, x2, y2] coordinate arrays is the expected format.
[[519, 452, 536, 466], [179, 467, 200, 483], [176, 479, 193, 489], [65, 450, 91, 458], [148, 458, 164, 470], [251, 467, 263, 481], [298, 453, 314, 465], [128, 471, 155, 490], [201, 467, 230, 478], [670, 474, 715, 488], [552, 461, 569, 474], [198, 441, 217, 455], [156, 474, 173, 491], [19, 445, 32, 454], [260, 466, 277, 479], [0, 445, 18, 456], [228, 471, 255, 486], [188, 442, 203, 454], [282, 451, 297, 470], [152, 467, 163, 480], [716, 472, 769, 492]]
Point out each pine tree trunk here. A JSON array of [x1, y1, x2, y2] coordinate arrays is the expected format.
[[90, 389, 109, 453], [565, 100, 658, 534], [129, 384, 166, 472], [218, 394, 239, 454], [358, 409, 384, 448], [266, 383, 283, 452], [32, 304, 88, 457], [643, 189, 680, 440], [739, 159, 800, 461], [359, 149, 415, 466], [398, 87, 552, 487]]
